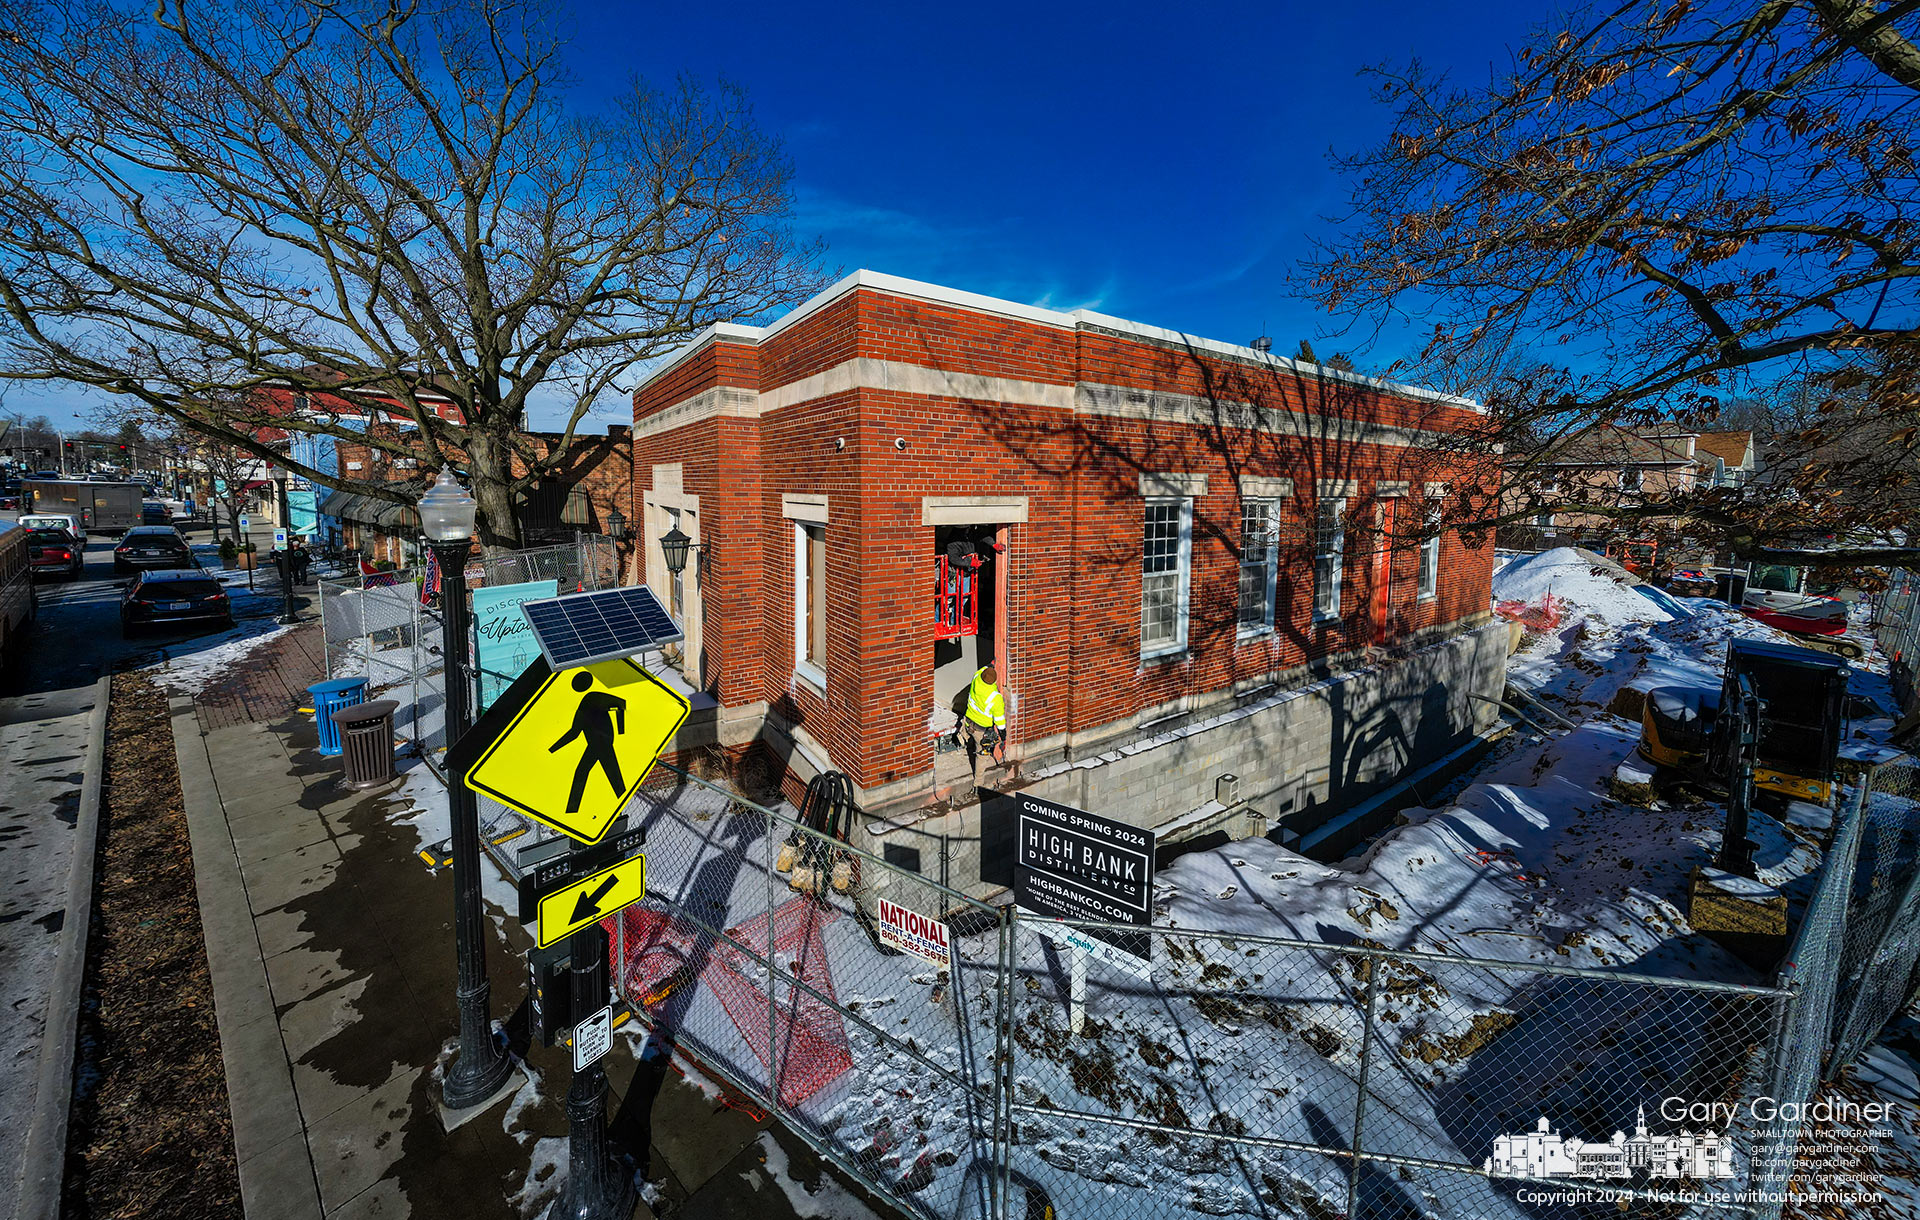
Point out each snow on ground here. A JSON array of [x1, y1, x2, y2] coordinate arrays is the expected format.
[[1495, 546, 1673, 626], [1498, 546, 1887, 729], [1784, 1005, 1920, 1220], [145, 621, 295, 693], [299, 540, 1912, 1219]]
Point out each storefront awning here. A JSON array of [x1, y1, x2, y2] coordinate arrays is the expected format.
[[318, 489, 358, 517], [318, 489, 418, 533]]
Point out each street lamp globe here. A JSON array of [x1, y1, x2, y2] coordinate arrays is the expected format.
[[659, 523, 692, 575], [419, 466, 477, 543], [605, 508, 627, 541]]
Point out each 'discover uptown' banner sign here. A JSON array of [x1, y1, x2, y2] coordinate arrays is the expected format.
[[471, 579, 556, 712]]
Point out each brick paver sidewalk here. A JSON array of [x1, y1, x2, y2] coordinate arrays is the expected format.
[[196, 622, 327, 732]]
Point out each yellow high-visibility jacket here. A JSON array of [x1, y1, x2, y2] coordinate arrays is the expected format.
[[964, 668, 1005, 729]]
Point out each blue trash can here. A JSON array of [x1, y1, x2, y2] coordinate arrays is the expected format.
[[308, 677, 370, 756]]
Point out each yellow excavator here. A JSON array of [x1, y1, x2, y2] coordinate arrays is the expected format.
[[1639, 639, 1850, 807]]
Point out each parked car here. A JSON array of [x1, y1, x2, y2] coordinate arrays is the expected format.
[[18, 512, 86, 546], [0, 491, 19, 511], [112, 525, 195, 574], [26, 528, 82, 580], [140, 500, 172, 526], [121, 569, 232, 636]]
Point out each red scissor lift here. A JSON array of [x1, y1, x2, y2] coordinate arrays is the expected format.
[[934, 543, 982, 640]]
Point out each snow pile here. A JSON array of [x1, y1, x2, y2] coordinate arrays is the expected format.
[[1492, 546, 1671, 627]]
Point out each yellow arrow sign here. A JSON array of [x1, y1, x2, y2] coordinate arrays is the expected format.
[[463, 657, 689, 844], [537, 855, 647, 948]]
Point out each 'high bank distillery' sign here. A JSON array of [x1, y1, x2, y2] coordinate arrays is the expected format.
[[1011, 792, 1155, 964]]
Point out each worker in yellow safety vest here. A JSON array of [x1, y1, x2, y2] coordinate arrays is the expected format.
[[957, 664, 1006, 794]]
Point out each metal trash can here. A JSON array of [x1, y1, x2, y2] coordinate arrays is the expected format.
[[308, 677, 369, 755], [332, 699, 399, 788]]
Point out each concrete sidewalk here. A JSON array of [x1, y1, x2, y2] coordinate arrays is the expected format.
[[0, 676, 108, 1219], [167, 626, 886, 1219]]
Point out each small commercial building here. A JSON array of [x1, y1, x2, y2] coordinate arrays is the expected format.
[[322, 424, 634, 568], [630, 271, 1505, 884]]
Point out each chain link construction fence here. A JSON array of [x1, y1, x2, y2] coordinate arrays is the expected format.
[[596, 758, 1920, 1220], [612, 761, 1006, 1220], [317, 534, 621, 758], [1872, 571, 1920, 716], [1825, 761, 1920, 1077], [1005, 922, 1783, 1220], [321, 538, 1920, 1218]]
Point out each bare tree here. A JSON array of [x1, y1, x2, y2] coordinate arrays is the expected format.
[[1307, 0, 1920, 566], [2, 409, 59, 464], [0, 0, 826, 544]]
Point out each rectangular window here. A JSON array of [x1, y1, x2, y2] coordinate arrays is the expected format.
[[1418, 498, 1442, 600], [1237, 499, 1277, 634], [1141, 497, 1192, 656], [794, 521, 828, 684], [810, 526, 828, 665], [1313, 498, 1345, 620]]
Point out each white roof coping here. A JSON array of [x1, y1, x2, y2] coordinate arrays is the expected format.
[[1068, 308, 1479, 410], [638, 269, 1479, 411]]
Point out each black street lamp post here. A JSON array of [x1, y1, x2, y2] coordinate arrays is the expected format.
[[421, 467, 516, 1112], [272, 463, 298, 625]]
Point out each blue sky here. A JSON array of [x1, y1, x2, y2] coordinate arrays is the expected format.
[[569, 0, 1554, 350], [14, 0, 1556, 432]]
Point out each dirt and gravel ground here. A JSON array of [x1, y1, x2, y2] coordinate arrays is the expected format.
[[62, 673, 240, 1219]]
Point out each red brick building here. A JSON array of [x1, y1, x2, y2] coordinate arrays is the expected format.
[[631, 272, 1505, 876], [325, 424, 634, 568]]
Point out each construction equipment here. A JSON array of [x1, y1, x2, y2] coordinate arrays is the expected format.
[[1639, 639, 1850, 807], [783, 770, 859, 896]]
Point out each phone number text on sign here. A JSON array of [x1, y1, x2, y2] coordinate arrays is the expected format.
[[877, 897, 951, 967]]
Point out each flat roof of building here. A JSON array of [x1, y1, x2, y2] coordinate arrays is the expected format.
[[643, 269, 1479, 411]]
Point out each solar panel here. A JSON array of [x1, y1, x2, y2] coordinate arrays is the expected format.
[[519, 585, 683, 669]]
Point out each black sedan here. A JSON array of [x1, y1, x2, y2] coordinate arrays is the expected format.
[[113, 525, 195, 573], [122, 569, 232, 636], [140, 501, 171, 526], [27, 528, 83, 579]]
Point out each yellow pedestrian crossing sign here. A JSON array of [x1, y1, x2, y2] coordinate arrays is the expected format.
[[461, 657, 689, 844], [536, 855, 647, 948]]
